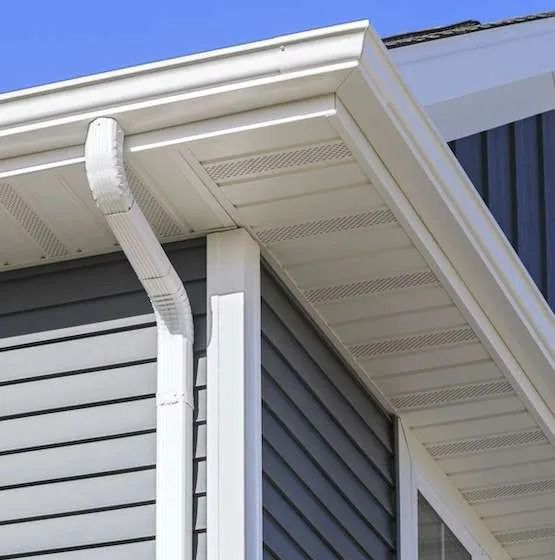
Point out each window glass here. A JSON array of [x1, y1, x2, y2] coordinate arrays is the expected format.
[[418, 493, 471, 560]]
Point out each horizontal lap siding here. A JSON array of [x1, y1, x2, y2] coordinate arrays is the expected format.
[[449, 111, 555, 311], [0, 239, 207, 559], [261, 268, 397, 560]]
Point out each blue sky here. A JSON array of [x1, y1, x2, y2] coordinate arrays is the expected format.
[[1, 0, 554, 93]]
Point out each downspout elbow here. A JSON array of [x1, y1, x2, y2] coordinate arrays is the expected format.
[[84, 117, 194, 341]]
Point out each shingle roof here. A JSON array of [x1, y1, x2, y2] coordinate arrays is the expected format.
[[383, 11, 555, 48]]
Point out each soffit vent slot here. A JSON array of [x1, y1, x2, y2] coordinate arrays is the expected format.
[[126, 165, 184, 238], [257, 207, 396, 245], [463, 478, 555, 504], [350, 326, 476, 359], [304, 269, 438, 304], [391, 380, 513, 410], [0, 183, 68, 258], [426, 429, 547, 458], [202, 141, 353, 184], [495, 526, 555, 545]]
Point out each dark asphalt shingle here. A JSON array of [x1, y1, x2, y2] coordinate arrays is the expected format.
[[383, 11, 555, 48]]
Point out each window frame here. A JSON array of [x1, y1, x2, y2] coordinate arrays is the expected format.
[[397, 418, 495, 560]]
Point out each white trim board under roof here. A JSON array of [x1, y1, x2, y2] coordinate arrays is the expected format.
[[390, 13, 555, 140], [1, 20, 554, 559]]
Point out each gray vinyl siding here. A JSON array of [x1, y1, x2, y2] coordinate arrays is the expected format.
[[449, 110, 555, 311], [261, 267, 397, 560], [0, 238, 207, 559]]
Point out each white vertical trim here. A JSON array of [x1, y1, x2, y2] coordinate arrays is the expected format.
[[206, 228, 262, 560], [398, 419, 509, 560], [396, 419, 418, 560]]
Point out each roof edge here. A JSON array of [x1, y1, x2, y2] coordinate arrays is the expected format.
[[0, 21, 368, 161], [336, 26, 555, 444], [0, 20, 369, 103], [384, 11, 555, 48]]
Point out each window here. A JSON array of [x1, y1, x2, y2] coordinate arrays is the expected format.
[[418, 493, 471, 560]]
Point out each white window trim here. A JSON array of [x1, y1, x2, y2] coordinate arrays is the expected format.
[[397, 418, 509, 560], [206, 228, 262, 560]]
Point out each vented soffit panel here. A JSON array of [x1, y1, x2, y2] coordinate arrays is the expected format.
[[0, 183, 68, 259]]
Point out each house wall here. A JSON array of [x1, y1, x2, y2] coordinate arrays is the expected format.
[[0, 238, 207, 559], [449, 110, 555, 311], [261, 268, 397, 560]]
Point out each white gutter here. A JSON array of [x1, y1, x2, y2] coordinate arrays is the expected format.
[[85, 117, 194, 560], [0, 21, 367, 160]]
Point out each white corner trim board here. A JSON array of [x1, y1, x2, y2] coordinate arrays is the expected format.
[[397, 419, 510, 560], [206, 229, 262, 560], [396, 420, 418, 560], [85, 117, 195, 560]]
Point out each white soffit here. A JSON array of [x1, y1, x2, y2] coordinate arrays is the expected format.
[[390, 15, 555, 140], [1, 20, 554, 559], [188, 96, 554, 559]]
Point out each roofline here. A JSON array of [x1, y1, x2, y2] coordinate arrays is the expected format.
[[3, 13, 555, 161], [390, 13, 555, 139], [0, 21, 368, 161], [383, 11, 555, 48], [0, 20, 369, 103], [3, 11, 552, 106]]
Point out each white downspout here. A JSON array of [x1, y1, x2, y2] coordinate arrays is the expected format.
[[85, 117, 194, 560]]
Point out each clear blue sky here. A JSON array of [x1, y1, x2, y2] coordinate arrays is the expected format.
[[1, 0, 554, 93]]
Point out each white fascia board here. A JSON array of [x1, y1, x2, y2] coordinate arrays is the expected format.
[[398, 419, 510, 560], [391, 17, 555, 139], [335, 28, 555, 441], [0, 22, 366, 160], [425, 72, 555, 141], [206, 229, 262, 560]]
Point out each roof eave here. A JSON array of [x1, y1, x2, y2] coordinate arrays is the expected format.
[[335, 26, 555, 440], [389, 15, 555, 140], [0, 21, 368, 161]]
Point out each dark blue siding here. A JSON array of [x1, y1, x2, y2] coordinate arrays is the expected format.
[[514, 117, 544, 289], [450, 111, 555, 310], [485, 125, 515, 246], [261, 268, 396, 560], [542, 112, 555, 312]]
